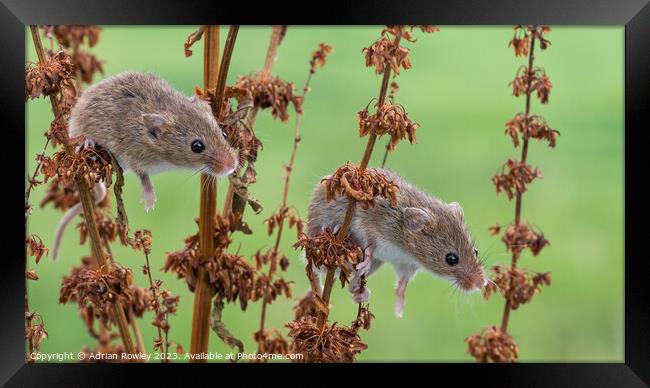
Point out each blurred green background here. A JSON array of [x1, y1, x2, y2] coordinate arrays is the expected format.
[[26, 26, 624, 362]]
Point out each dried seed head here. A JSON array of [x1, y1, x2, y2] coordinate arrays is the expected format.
[[286, 317, 368, 363], [492, 159, 542, 200], [322, 163, 399, 209], [233, 75, 303, 122], [358, 102, 420, 151], [294, 230, 364, 287], [484, 264, 551, 308], [466, 325, 519, 363]]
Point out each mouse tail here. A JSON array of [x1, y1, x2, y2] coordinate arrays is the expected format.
[[51, 181, 107, 261]]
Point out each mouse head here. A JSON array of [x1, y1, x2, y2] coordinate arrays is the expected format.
[[402, 202, 486, 292], [141, 97, 238, 177]]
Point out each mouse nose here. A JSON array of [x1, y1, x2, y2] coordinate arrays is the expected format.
[[212, 153, 238, 176]]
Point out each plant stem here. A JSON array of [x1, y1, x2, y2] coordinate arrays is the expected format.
[[143, 249, 164, 356], [190, 24, 239, 362], [29, 25, 138, 358], [257, 62, 314, 349], [316, 29, 402, 330], [501, 28, 537, 333], [224, 26, 286, 216]]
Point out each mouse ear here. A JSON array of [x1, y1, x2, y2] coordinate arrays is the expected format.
[[403, 207, 433, 231], [189, 95, 213, 113], [142, 113, 168, 140], [448, 202, 464, 221]]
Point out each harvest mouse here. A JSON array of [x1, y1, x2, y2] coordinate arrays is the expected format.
[[51, 71, 239, 261], [306, 168, 487, 318]]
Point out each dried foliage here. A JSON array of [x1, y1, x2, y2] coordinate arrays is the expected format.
[[24, 312, 48, 353], [505, 113, 560, 148], [309, 43, 334, 73], [38, 145, 113, 188], [363, 25, 437, 75], [254, 330, 290, 357], [60, 261, 148, 329], [287, 317, 368, 363], [322, 163, 399, 209], [466, 326, 519, 363], [294, 230, 363, 287], [233, 75, 303, 122], [358, 102, 420, 150], [468, 25, 556, 363], [39, 177, 79, 211], [492, 159, 541, 200], [500, 222, 550, 259], [510, 66, 552, 103], [42, 25, 104, 84], [263, 206, 304, 238], [163, 214, 257, 310], [183, 26, 206, 57], [483, 265, 551, 309], [294, 292, 320, 321], [25, 50, 76, 113], [79, 330, 126, 363], [26, 235, 48, 264]]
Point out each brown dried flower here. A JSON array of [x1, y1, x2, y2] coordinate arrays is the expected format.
[[254, 330, 290, 357], [25, 50, 76, 111], [60, 263, 142, 328], [163, 219, 256, 310], [26, 235, 48, 264], [294, 229, 363, 287], [358, 102, 420, 151], [287, 317, 368, 363], [363, 36, 411, 75], [40, 176, 79, 211], [466, 325, 519, 363], [500, 221, 550, 259], [233, 75, 303, 122], [42, 25, 101, 49], [322, 163, 399, 209], [24, 313, 48, 352], [492, 159, 541, 200], [509, 66, 552, 104], [310, 43, 334, 74], [38, 145, 113, 188], [484, 265, 551, 308], [294, 292, 321, 321], [505, 113, 560, 148]]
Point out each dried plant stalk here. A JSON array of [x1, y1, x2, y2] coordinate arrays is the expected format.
[[466, 25, 555, 363], [28, 26, 139, 358], [256, 42, 332, 354], [223, 25, 287, 216], [190, 25, 240, 362]]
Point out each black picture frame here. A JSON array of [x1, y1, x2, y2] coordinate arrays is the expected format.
[[2, 0, 648, 386]]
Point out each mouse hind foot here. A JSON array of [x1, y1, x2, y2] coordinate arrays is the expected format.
[[74, 137, 96, 153], [139, 173, 157, 212]]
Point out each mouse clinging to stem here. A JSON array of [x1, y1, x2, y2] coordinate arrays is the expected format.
[[306, 168, 487, 318], [51, 71, 239, 261]]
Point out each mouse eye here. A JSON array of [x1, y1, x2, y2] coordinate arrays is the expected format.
[[474, 248, 479, 256], [221, 129, 228, 140], [445, 252, 459, 266], [191, 139, 205, 153]]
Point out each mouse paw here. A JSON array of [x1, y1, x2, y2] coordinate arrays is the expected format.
[[352, 286, 371, 303], [75, 137, 96, 153], [355, 247, 373, 277], [141, 190, 157, 212]]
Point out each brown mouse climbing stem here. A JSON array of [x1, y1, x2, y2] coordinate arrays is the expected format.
[[29, 26, 139, 358], [316, 30, 403, 330], [190, 24, 239, 362]]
